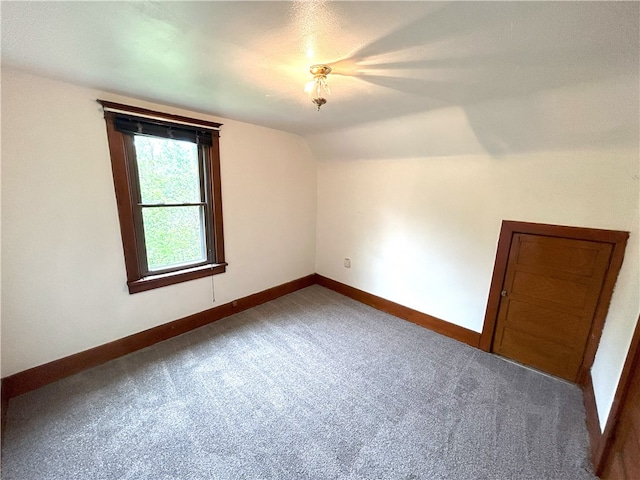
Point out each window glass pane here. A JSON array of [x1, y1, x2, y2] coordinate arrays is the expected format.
[[134, 135, 201, 204], [142, 206, 206, 271]]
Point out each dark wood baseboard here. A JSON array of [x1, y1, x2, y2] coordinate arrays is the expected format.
[[316, 275, 481, 348], [1, 274, 316, 402], [581, 371, 604, 470], [1, 382, 9, 442], [1, 272, 482, 408]]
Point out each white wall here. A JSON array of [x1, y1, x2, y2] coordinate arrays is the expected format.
[[310, 74, 639, 428], [1, 69, 317, 377]]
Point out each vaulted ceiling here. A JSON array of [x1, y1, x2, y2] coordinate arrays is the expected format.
[[1, 1, 637, 136]]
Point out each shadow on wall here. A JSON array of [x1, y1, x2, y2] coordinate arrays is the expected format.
[[321, 1, 639, 158]]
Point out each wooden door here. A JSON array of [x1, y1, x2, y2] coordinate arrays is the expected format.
[[492, 233, 612, 382], [600, 324, 640, 479]]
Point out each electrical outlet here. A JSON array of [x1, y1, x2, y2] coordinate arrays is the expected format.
[[344, 258, 351, 268]]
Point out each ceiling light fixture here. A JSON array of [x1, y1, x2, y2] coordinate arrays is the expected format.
[[304, 64, 331, 111]]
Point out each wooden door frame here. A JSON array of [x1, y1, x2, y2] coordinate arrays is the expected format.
[[591, 314, 640, 475], [479, 220, 629, 384]]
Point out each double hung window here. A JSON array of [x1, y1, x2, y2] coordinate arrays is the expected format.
[[100, 101, 226, 293]]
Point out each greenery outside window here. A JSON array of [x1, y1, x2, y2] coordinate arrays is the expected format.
[[99, 101, 226, 294]]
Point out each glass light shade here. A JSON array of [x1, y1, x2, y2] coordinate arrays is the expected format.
[[306, 65, 331, 110]]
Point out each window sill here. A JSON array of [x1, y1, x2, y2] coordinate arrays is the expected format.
[[127, 263, 227, 294]]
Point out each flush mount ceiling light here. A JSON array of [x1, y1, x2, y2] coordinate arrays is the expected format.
[[304, 64, 331, 111]]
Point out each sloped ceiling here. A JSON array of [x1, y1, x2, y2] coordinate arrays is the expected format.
[[1, 1, 638, 136]]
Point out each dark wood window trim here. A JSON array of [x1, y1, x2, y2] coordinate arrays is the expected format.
[[99, 100, 227, 294], [479, 220, 628, 384]]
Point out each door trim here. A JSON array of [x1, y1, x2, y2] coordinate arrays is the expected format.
[[479, 220, 628, 384], [589, 314, 640, 475]]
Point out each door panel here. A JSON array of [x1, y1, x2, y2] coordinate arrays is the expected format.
[[502, 300, 583, 344], [500, 327, 580, 379], [511, 270, 590, 307], [492, 233, 613, 382], [516, 238, 603, 275]]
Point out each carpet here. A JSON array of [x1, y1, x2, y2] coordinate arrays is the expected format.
[[2, 285, 596, 479]]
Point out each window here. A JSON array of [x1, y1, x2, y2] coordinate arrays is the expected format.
[[99, 101, 226, 294]]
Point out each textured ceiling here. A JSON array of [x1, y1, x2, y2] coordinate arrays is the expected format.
[[1, 1, 638, 136]]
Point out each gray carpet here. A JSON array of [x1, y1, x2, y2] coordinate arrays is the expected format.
[[2, 285, 596, 479]]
